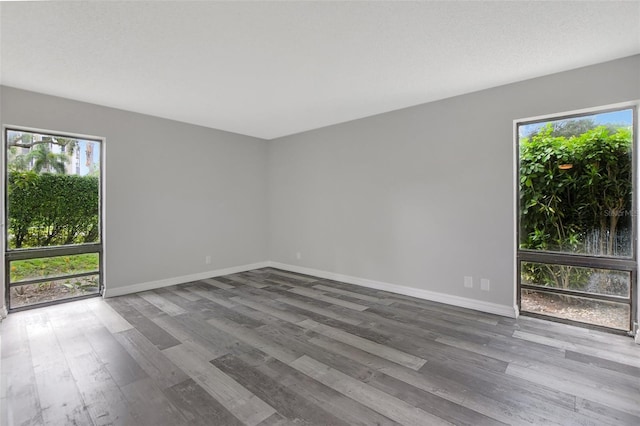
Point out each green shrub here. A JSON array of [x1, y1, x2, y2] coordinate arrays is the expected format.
[[7, 171, 100, 249], [519, 125, 633, 290]]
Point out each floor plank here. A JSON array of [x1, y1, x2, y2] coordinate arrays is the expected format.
[[163, 378, 243, 426], [298, 319, 427, 370], [26, 319, 94, 426], [290, 355, 451, 426], [1, 314, 44, 426], [213, 353, 351, 426], [201, 278, 235, 290], [287, 287, 369, 311], [121, 377, 188, 426], [113, 328, 190, 389], [49, 303, 135, 426], [260, 357, 401, 426], [163, 344, 276, 426], [138, 291, 187, 317]]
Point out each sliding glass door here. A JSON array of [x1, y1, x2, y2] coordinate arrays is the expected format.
[[517, 106, 637, 332]]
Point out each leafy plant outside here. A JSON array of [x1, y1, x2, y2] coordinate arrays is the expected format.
[[7, 171, 100, 249], [519, 124, 633, 293]]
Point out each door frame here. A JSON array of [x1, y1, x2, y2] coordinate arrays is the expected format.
[[514, 101, 639, 334], [2, 125, 106, 312]]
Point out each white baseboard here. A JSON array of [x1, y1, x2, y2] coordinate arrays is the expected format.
[[268, 261, 518, 318], [101, 259, 517, 318], [103, 261, 271, 298]]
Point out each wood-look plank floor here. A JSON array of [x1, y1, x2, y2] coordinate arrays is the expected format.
[[2, 267, 639, 426]]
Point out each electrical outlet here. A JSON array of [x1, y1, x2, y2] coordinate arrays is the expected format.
[[481, 278, 490, 291], [296, 252, 301, 260], [205, 255, 212, 265], [464, 276, 473, 288]]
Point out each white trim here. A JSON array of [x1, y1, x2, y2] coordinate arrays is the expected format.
[[268, 262, 518, 318], [2, 124, 105, 143], [513, 114, 520, 313], [103, 261, 270, 297], [100, 132, 107, 303], [103, 259, 518, 317], [513, 100, 640, 126], [0, 305, 7, 320]]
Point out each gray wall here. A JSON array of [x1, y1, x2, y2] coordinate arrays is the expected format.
[[268, 55, 640, 309], [1, 55, 639, 314], [1, 87, 269, 299]]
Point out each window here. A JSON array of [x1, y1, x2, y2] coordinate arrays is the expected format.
[[4, 127, 103, 310], [517, 106, 637, 331]]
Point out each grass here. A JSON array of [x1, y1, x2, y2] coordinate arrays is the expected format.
[[10, 253, 99, 282]]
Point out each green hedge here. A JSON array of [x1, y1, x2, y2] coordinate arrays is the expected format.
[[520, 125, 632, 255], [8, 171, 99, 249], [519, 125, 632, 291]]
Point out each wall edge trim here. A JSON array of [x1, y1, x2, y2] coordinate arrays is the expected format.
[[268, 261, 518, 318], [103, 261, 271, 297]]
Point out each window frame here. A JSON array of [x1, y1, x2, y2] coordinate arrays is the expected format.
[[3, 125, 105, 312], [515, 103, 638, 333]]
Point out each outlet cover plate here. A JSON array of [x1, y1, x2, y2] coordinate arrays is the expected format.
[[464, 276, 473, 288], [481, 278, 490, 291]]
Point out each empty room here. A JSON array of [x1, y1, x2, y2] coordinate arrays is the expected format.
[[1, 1, 639, 425]]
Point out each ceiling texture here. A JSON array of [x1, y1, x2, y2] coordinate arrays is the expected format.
[[1, 1, 639, 139]]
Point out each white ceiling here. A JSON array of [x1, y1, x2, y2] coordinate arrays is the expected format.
[[1, 1, 639, 140]]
